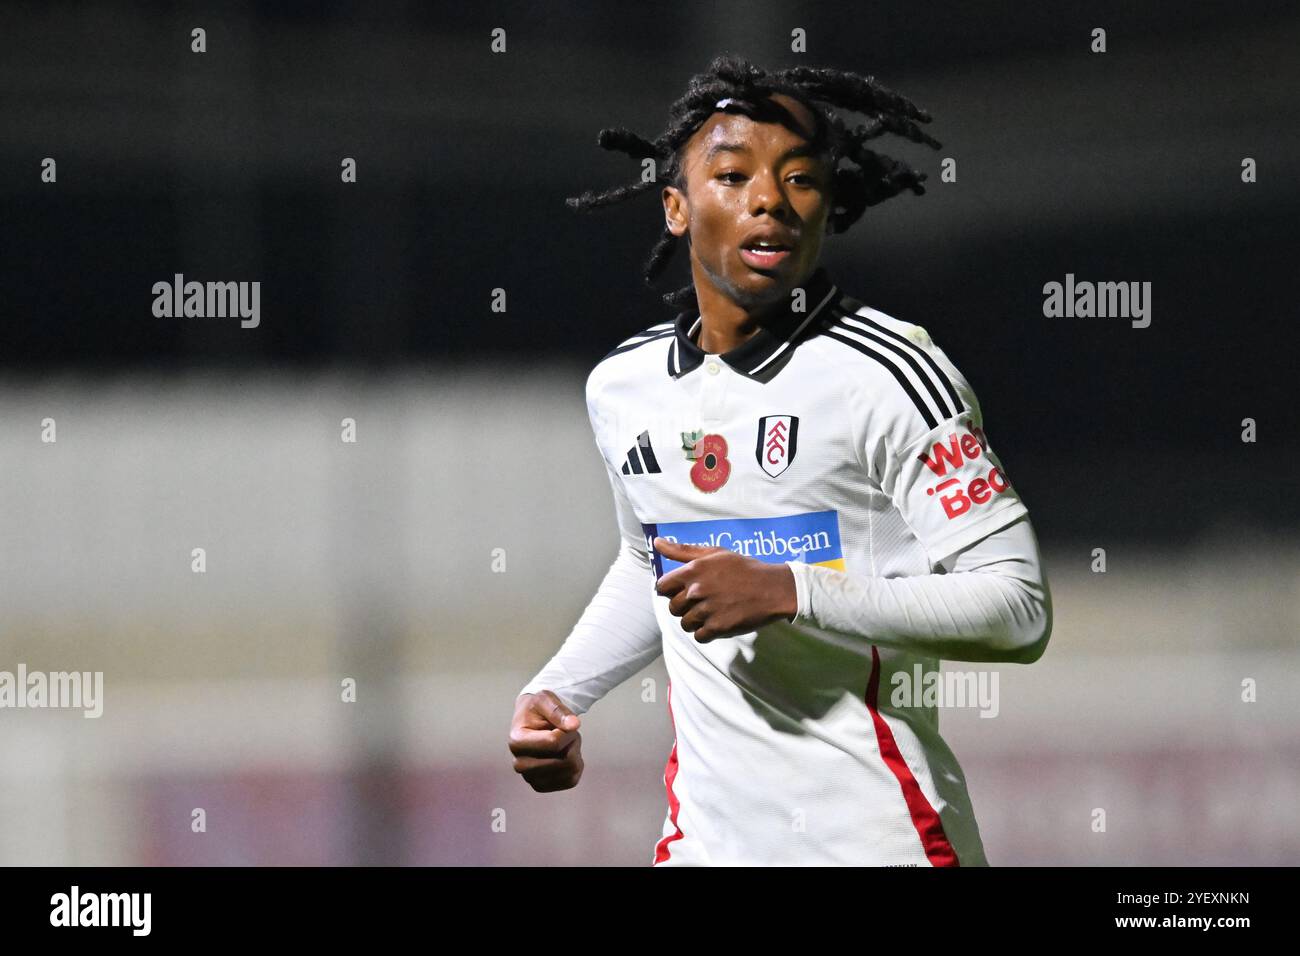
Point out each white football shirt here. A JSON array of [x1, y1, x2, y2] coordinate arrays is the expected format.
[[520, 265, 1051, 866]]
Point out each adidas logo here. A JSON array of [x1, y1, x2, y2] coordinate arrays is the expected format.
[[620, 430, 661, 475]]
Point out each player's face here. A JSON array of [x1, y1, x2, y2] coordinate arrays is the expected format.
[[663, 92, 832, 309]]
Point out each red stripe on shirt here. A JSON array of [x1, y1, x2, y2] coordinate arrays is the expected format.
[[865, 645, 960, 867], [653, 680, 685, 864]]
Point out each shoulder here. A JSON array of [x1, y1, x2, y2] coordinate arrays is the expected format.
[[585, 317, 677, 402], [816, 295, 942, 366], [813, 295, 979, 436], [598, 318, 677, 364]]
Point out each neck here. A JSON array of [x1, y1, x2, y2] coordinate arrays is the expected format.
[[691, 260, 806, 355]]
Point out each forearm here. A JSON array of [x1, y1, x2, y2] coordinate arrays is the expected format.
[[518, 541, 663, 714], [785, 515, 1052, 663]]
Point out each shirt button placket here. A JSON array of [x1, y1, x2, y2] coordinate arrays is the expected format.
[[699, 359, 728, 428]]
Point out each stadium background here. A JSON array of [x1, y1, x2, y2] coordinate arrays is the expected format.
[[1, 0, 1297, 864]]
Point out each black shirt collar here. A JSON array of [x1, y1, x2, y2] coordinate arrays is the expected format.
[[666, 266, 840, 383]]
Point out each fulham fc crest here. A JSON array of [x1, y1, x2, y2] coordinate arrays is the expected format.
[[756, 415, 799, 478]]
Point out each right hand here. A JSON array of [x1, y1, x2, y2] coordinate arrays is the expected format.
[[509, 690, 584, 792]]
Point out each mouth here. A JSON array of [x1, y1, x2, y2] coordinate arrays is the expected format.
[[738, 239, 794, 271]]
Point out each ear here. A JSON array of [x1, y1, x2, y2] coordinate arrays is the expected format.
[[662, 184, 689, 238]]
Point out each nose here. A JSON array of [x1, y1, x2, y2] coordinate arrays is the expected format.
[[748, 167, 791, 220]]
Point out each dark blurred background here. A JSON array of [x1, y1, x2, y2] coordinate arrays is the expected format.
[[1, 1, 1297, 865], [4, 0, 1299, 541]]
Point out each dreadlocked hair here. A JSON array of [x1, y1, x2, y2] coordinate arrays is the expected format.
[[565, 54, 942, 310]]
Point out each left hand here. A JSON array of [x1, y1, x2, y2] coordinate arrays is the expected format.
[[652, 537, 798, 642]]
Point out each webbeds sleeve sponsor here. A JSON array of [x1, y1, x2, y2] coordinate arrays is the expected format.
[[890, 414, 1028, 561]]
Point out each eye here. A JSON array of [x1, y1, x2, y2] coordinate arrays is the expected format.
[[787, 172, 816, 186], [715, 171, 747, 183]]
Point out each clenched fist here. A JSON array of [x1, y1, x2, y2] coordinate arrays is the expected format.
[[509, 690, 584, 792]]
